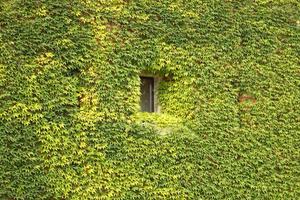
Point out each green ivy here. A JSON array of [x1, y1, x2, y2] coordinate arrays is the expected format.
[[0, 0, 299, 199]]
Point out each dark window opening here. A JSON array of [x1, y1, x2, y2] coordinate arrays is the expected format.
[[140, 77, 154, 112]]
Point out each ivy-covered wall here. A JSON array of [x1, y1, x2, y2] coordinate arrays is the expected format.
[[0, 0, 299, 199]]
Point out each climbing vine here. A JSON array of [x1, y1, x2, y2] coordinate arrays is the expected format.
[[0, 0, 299, 199]]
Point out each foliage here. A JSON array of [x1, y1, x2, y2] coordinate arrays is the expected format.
[[0, 0, 299, 199], [132, 112, 193, 135]]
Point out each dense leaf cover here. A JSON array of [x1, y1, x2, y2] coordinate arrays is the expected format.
[[0, 0, 299, 199]]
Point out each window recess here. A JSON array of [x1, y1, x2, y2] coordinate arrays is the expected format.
[[140, 76, 155, 112]]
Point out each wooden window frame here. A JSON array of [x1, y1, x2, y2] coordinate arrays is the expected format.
[[139, 75, 161, 113]]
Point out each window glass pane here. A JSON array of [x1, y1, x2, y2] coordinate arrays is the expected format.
[[140, 77, 154, 112]]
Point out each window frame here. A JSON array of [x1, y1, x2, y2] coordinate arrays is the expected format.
[[139, 74, 161, 113]]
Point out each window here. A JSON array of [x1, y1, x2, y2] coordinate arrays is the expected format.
[[140, 76, 154, 112]]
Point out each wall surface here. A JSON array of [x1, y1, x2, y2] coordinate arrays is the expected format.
[[0, 0, 299, 199]]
